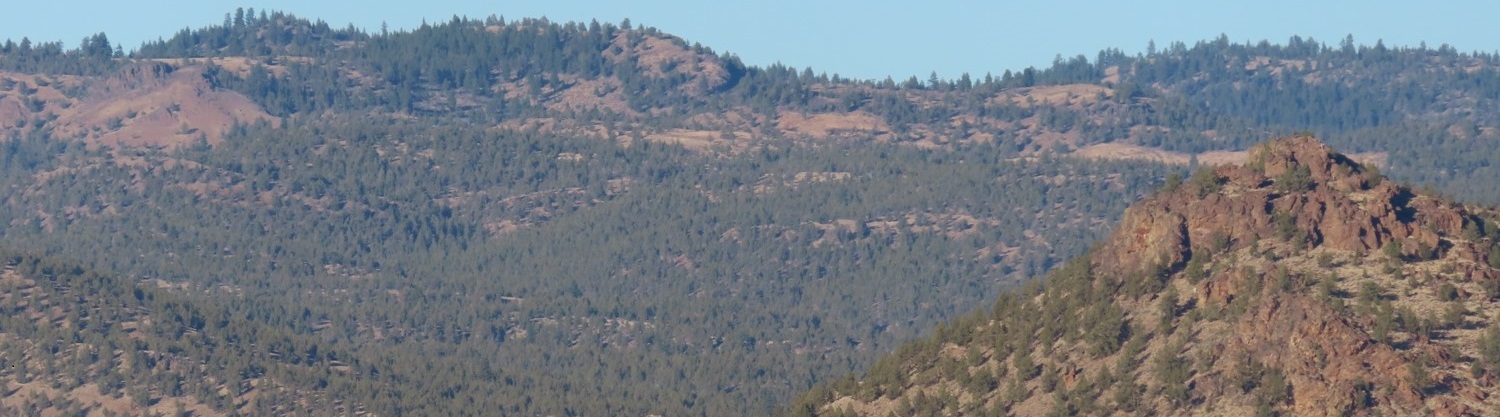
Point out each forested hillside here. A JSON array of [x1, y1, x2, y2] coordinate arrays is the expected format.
[[2, 8, 1500, 416]]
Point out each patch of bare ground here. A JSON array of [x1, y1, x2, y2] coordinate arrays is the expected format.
[[145, 56, 310, 78], [641, 129, 751, 153], [494, 117, 624, 142], [0, 72, 87, 134], [1101, 65, 1121, 84], [603, 30, 730, 94], [547, 76, 633, 114], [39, 62, 280, 149], [776, 110, 889, 139], [686, 106, 765, 130], [751, 171, 853, 194], [990, 84, 1113, 108]]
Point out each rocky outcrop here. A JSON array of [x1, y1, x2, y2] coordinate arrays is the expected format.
[[1232, 294, 1424, 415], [1097, 134, 1488, 279], [1094, 135, 1498, 416]]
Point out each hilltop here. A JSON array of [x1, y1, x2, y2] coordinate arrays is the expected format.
[[789, 135, 1500, 416], [5, 10, 1500, 416]]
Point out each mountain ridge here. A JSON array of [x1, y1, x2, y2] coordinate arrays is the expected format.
[[7, 10, 1500, 416]]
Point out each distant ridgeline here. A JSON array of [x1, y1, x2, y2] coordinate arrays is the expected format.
[[3, 11, 1500, 196], [1, 8, 1500, 416]]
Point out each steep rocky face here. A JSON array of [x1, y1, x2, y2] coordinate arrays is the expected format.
[[790, 135, 1500, 417], [1098, 135, 1490, 282]]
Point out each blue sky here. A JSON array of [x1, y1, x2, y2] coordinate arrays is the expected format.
[[3, 1, 1498, 81]]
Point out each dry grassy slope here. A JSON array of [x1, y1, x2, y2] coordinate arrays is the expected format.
[[804, 136, 1500, 417], [0, 61, 277, 150]]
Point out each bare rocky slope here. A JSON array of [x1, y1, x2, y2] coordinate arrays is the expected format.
[[789, 135, 1500, 416]]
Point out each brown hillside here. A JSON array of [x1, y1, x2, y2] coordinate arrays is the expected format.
[[790, 135, 1500, 416], [0, 61, 277, 150], [56, 62, 278, 148]]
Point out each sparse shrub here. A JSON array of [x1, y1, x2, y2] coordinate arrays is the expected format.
[[1014, 350, 1038, 381], [1259, 368, 1289, 405], [1480, 322, 1500, 367], [1086, 303, 1127, 357], [1317, 253, 1335, 268], [1040, 365, 1060, 392], [1372, 305, 1394, 343], [1362, 163, 1383, 187], [1189, 167, 1222, 197], [1235, 357, 1265, 393], [1112, 380, 1142, 412], [1163, 172, 1183, 191], [1184, 254, 1207, 283], [1414, 241, 1438, 261], [1383, 240, 1404, 262], [1095, 366, 1116, 388], [1210, 231, 1232, 252], [1273, 210, 1298, 241], [1154, 341, 1192, 405], [1465, 220, 1485, 241], [1436, 282, 1460, 301], [1271, 268, 1292, 292], [1358, 282, 1385, 308], [1159, 287, 1179, 330], [1255, 402, 1275, 417], [1117, 334, 1146, 375], [1408, 356, 1433, 394], [1482, 279, 1500, 300], [1318, 273, 1340, 299], [1441, 302, 1466, 329], [1005, 376, 1028, 404], [1353, 379, 1375, 409], [1275, 163, 1313, 193], [1246, 149, 1268, 173]]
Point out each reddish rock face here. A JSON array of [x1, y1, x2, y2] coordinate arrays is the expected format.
[[1220, 294, 1425, 416], [1089, 135, 1498, 416], [1097, 135, 1481, 279]]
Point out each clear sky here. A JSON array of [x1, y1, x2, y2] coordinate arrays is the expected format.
[[3, 1, 1498, 81]]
